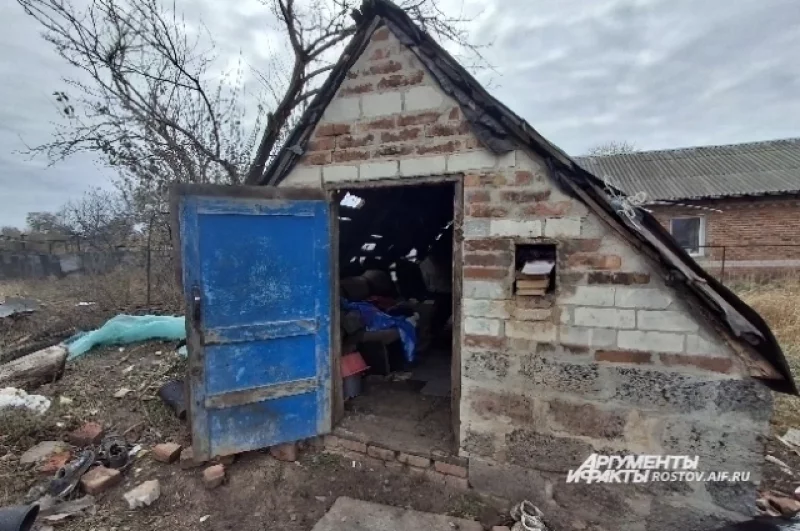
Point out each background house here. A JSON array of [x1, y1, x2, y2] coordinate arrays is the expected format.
[[577, 139, 800, 278]]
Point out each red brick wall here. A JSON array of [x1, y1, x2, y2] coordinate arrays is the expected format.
[[650, 196, 800, 265]]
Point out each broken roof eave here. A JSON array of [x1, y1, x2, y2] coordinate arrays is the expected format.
[[255, 0, 797, 394]]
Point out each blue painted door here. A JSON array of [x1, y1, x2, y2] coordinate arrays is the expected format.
[[174, 186, 332, 460]]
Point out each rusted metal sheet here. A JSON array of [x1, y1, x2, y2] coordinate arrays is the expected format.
[[173, 185, 332, 460]]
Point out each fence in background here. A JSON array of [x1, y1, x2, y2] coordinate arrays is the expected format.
[[692, 244, 800, 283]]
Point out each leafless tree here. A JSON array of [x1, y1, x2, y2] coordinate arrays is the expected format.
[[18, 0, 483, 196], [586, 141, 637, 156], [58, 188, 135, 250]]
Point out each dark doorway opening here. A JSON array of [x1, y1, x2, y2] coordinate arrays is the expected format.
[[333, 179, 460, 455]]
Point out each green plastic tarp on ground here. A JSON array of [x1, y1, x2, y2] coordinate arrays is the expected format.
[[66, 315, 186, 360]]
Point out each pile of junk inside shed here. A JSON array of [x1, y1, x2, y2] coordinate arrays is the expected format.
[[335, 181, 456, 452]]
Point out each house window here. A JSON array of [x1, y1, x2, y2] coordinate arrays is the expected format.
[[669, 217, 705, 256]]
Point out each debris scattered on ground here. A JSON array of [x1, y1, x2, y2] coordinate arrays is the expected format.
[[766, 455, 794, 475], [0, 345, 67, 388], [152, 442, 182, 463], [58, 396, 73, 405], [39, 451, 72, 475], [122, 364, 135, 374], [49, 449, 96, 499], [0, 296, 39, 318], [98, 436, 130, 469], [20, 441, 69, 465], [80, 465, 122, 495], [202, 464, 225, 489], [758, 491, 800, 517], [510, 501, 550, 531], [68, 422, 104, 446], [40, 494, 96, 521], [157, 379, 187, 419], [200, 514, 211, 523], [270, 442, 298, 463], [113, 387, 133, 398], [0, 387, 51, 414], [124, 479, 161, 509], [66, 314, 185, 360]]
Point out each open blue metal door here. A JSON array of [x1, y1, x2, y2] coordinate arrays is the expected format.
[[173, 185, 332, 460]]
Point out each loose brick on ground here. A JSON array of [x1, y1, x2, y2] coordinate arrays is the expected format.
[[203, 464, 226, 489], [80, 465, 122, 495], [68, 422, 104, 446], [397, 452, 431, 468], [152, 443, 182, 464]]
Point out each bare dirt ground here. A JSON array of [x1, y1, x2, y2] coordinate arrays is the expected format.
[[0, 283, 503, 530]]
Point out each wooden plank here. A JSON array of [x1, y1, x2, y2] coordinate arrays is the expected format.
[[330, 192, 345, 426], [171, 183, 325, 201], [0, 345, 67, 388], [450, 177, 464, 449], [205, 320, 317, 345], [205, 378, 318, 409]]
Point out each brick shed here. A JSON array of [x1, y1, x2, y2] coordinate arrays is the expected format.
[[578, 139, 800, 278], [172, 1, 797, 530]]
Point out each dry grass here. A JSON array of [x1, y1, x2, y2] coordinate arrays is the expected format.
[[735, 278, 800, 432]]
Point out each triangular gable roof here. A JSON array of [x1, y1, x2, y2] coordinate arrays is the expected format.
[[254, 0, 797, 394]]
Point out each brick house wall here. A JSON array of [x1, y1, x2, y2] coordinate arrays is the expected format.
[[279, 24, 770, 530], [650, 197, 800, 273]]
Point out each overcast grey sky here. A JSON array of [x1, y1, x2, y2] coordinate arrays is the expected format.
[[1, 0, 799, 227]]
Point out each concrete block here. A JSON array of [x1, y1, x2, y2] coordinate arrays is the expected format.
[[468, 457, 554, 510], [714, 379, 772, 422], [512, 308, 552, 321], [488, 219, 542, 237], [618, 330, 684, 353], [123, 480, 161, 509], [515, 150, 546, 172], [544, 217, 582, 237], [612, 366, 718, 413], [367, 445, 396, 461], [547, 399, 626, 439], [561, 286, 615, 307], [152, 443, 182, 464], [362, 92, 401, 117], [661, 417, 765, 472], [637, 310, 699, 332], [397, 453, 431, 468], [506, 429, 595, 472], [463, 299, 509, 319], [574, 307, 635, 329], [323, 97, 360, 121], [404, 86, 444, 111], [520, 354, 603, 396], [615, 287, 672, 309], [399, 155, 447, 176], [447, 151, 497, 172], [559, 326, 617, 348], [506, 321, 557, 342], [464, 317, 503, 337], [80, 465, 122, 495], [203, 464, 226, 489], [282, 166, 322, 188], [434, 460, 468, 478], [463, 219, 490, 238], [463, 280, 506, 300], [359, 160, 398, 180], [463, 351, 510, 382], [323, 164, 359, 182]]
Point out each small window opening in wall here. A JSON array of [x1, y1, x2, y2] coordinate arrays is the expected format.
[[515, 244, 556, 296], [669, 216, 705, 256]]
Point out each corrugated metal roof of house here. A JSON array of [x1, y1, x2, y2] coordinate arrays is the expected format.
[[575, 138, 800, 201]]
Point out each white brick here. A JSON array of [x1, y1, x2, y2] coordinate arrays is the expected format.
[[559, 326, 617, 348], [322, 164, 358, 182], [685, 334, 725, 356], [362, 92, 402, 117], [617, 330, 684, 353], [488, 219, 542, 237], [506, 321, 557, 342], [637, 310, 699, 333], [512, 308, 552, 321], [447, 151, 496, 172], [561, 286, 615, 307], [281, 166, 321, 188], [463, 219, 490, 238], [463, 299, 509, 319], [615, 288, 672, 309], [464, 280, 506, 300], [400, 156, 446, 176], [544, 217, 582, 237], [574, 308, 635, 329], [464, 317, 503, 337], [404, 86, 444, 111], [323, 98, 360, 121], [359, 160, 398, 180], [515, 150, 546, 172]]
